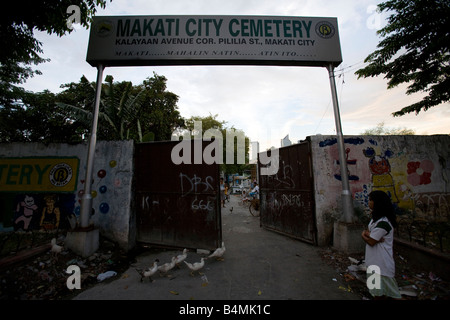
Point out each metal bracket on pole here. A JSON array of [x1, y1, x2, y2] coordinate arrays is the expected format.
[[80, 64, 105, 228], [326, 64, 354, 223]]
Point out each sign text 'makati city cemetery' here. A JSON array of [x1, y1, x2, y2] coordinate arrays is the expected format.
[[86, 15, 342, 67]]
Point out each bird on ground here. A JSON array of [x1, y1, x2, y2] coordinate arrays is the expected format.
[[50, 238, 63, 258], [174, 248, 188, 268], [208, 242, 226, 261], [158, 256, 177, 276], [229, 207, 233, 213], [136, 259, 159, 282], [184, 258, 206, 276]]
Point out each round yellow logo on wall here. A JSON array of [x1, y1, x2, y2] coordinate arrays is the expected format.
[[49, 163, 73, 187], [315, 21, 335, 39]]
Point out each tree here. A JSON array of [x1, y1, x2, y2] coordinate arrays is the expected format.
[[0, 0, 110, 108], [0, 89, 86, 144], [179, 114, 250, 175], [360, 122, 415, 135], [184, 113, 226, 134], [138, 74, 185, 141], [57, 75, 146, 141], [0, 73, 185, 143], [355, 0, 450, 116], [57, 73, 185, 142]]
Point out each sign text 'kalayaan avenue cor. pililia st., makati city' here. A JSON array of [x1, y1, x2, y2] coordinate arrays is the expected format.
[[86, 15, 342, 67]]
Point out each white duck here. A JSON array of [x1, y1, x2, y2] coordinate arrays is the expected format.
[[50, 238, 63, 258], [208, 242, 226, 261], [174, 248, 188, 268], [184, 257, 206, 276], [158, 256, 177, 275], [136, 259, 159, 282]]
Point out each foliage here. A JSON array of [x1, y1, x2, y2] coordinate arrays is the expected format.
[[177, 113, 251, 175], [139, 75, 185, 141], [0, 89, 86, 144], [0, 1, 110, 108], [360, 122, 415, 135], [57, 73, 184, 142], [0, 73, 185, 143], [355, 0, 450, 116]]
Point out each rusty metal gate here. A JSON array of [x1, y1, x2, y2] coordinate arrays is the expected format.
[[258, 140, 317, 244], [135, 141, 221, 250]]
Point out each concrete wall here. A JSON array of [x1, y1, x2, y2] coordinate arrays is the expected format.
[[3, 135, 449, 251], [0, 141, 135, 250], [309, 135, 450, 246]]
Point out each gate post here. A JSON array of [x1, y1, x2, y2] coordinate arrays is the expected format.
[[326, 64, 354, 223]]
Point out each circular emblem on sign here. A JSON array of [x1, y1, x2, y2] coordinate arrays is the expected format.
[[95, 19, 114, 38], [315, 21, 335, 39], [49, 163, 73, 187]]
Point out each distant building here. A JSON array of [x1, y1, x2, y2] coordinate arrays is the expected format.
[[281, 134, 291, 147], [250, 141, 259, 164]]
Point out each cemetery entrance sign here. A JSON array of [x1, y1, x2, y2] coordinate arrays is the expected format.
[[81, 15, 354, 231], [86, 15, 342, 67]]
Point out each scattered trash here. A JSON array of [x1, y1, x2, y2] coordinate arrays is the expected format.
[[97, 271, 117, 282], [258, 290, 262, 296], [429, 272, 441, 282], [196, 249, 210, 255], [0, 235, 131, 300], [170, 290, 179, 295], [343, 273, 356, 282], [346, 255, 367, 285], [399, 285, 418, 297], [320, 247, 450, 300], [348, 257, 359, 264], [338, 285, 353, 292]]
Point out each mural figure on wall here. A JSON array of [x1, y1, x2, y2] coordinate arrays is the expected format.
[[334, 148, 359, 181], [363, 147, 399, 204], [14, 195, 38, 231], [40, 194, 61, 230], [11, 193, 75, 231]]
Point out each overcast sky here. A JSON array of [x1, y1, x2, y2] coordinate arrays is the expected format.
[[22, 0, 450, 152]]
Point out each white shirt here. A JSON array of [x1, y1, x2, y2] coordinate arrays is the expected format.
[[365, 217, 396, 278]]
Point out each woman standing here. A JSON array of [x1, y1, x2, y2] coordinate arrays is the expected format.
[[361, 190, 401, 299]]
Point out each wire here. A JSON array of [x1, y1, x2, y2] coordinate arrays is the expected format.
[[313, 99, 332, 134], [313, 71, 346, 134], [334, 60, 367, 77]]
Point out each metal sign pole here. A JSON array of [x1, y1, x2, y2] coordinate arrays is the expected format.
[[80, 64, 104, 228], [326, 64, 354, 223]]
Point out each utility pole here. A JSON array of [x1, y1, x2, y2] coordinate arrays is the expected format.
[[326, 64, 354, 223], [80, 64, 104, 228]]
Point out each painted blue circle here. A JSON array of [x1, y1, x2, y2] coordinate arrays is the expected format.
[[99, 202, 110, 214], [99, 185, 107, 193]]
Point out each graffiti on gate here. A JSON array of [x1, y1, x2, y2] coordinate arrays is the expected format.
[[179, 173, 215, 196], [265, 161, 296, 189]]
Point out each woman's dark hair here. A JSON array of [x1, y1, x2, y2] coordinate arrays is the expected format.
[[368, 190, 397, 228]]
